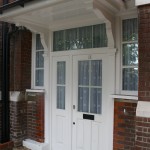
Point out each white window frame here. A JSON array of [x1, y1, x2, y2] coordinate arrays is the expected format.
[[120, 15, 138, 96], [31, 33, 44, 89]]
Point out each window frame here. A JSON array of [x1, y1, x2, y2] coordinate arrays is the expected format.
[[31, 33, 44, 89], [120, 15, 138, 96]]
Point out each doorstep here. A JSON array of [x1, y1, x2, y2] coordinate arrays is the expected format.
[[23, 139, 49, 150]]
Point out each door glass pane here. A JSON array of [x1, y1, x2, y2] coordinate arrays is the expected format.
[[78, 61, 89, 86], [57, 61, 66, 109], [90, 88, 102, 114], [123, 68, 138, 91], [57, 86, 65, 109], [123, 43, 138, 66], [78, 87, 89, 113], [91, 60, 102, 86], [35, 69, 44, 86], [57, 62, 66, 85]]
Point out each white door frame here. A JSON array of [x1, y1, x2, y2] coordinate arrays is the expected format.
[[50, 48, 116, 150]]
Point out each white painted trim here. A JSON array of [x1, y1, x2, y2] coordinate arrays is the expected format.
[[23, 139, 49, 150], [111, 94, 138, 100], [26, 89, 45, 93], [136, 101, 150, 118], [10, 91, 21, 102], [136, 0, 150, 6]]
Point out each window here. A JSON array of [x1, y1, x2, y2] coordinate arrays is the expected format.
[[34, 34, 44, 87], [122, 18, 138, 92], [53, 24, 107, 51], [78, 60, 102, 114]]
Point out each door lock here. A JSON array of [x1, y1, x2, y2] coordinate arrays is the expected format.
[[73, 105, 75, 109], [73, 122, 75, 125]]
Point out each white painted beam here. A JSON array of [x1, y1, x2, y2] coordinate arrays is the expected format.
[[136, 0, 150, 6]]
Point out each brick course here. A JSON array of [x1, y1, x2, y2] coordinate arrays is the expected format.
[[0, 141, 14, 150], [113, 101, 137, 150]]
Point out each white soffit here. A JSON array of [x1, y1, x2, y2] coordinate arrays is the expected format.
[[136, 0, 150, 6]]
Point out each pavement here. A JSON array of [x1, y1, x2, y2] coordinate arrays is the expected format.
[[13, 147, 31, 150]]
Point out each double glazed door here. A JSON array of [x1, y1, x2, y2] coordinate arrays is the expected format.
[[52, 53, 114, 150]]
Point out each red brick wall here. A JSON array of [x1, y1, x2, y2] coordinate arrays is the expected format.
[[10, 99, 27, 147], [0, 141, 14, 150], [113, 101, 137, 150], [26, 92, 45, 143], [135, 4, 150, 149], [10, 30, 32, 91], [138, 5, 150, 102]]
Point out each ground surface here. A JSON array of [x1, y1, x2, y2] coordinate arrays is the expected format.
[[13, 147, 30, 150]]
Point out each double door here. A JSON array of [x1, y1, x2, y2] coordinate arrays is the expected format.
[[51, 52, 115, 150]]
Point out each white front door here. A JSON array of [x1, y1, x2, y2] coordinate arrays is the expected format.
[[52, 55, 71, 150], [52, 51, 115, 150]]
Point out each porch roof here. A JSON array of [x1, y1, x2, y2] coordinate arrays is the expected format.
[[0, 0, 136, 31]]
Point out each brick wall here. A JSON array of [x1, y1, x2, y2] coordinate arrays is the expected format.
[[113, 101, 137, 150], [135, 4, 150, 149], [26, 92, 45, 143], [10, 98, 27, 147], [10, 30, 32, 91]]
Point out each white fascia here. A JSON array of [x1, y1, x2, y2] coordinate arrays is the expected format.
[[0, 0, 66, 21], [135, 0, 150, 6]]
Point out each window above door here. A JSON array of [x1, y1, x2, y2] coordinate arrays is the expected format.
[[53, 24, 107, 51]]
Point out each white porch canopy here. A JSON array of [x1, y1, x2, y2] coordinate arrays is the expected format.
[[0, 0, 136, 49]]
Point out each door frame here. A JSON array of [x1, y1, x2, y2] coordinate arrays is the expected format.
[[50, 48, 116, 150]]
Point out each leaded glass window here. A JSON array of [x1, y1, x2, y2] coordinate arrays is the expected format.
[[122, 18, 138, 91], [53, 24, 107, 51]]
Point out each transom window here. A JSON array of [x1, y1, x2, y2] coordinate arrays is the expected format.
[[53, 24, 107, 51], [122, 18, 138, 92], [35, 34, 44, 87], [78, 60, 102, 114]]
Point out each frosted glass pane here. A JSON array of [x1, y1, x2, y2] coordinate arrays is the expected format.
[[57, 62, 66, 85], [123, 68, 138, 91], [53, 30, 65, 51], [35, 70, 44, 86], [91, 60, 102, 86], [36, 51, 44, 68], [93, 24, 107, 48], [78, 26, 92, 49], [122, 18, 138, 41], [65, 28, 78, 50], [78, 87, 89, 113], [57, 86, 65, 109], [36, 34, 44, 50], [78, 61, 89, 86], [123, 43, 138, 66], [90, 88, 102, 114]]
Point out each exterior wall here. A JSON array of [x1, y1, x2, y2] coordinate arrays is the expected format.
[[0, 141, 14, 150], [135, 4, 150, 150], [113, 100, 137, 150], [10, 97, 27, 147], [10, 30, 32, 91], [26, 92, 45, 143]]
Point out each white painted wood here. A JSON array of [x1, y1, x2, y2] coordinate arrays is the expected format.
[[51, 56, 71, 150], [136, 0, 149, 6], [72, 52, 115, 150], [136, 101, 150, 118], [111, 94, 138, 100]]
